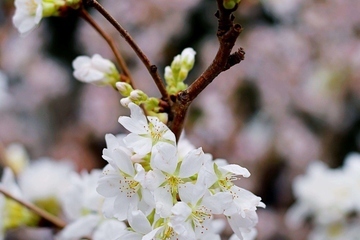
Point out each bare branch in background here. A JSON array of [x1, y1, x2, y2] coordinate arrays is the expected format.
[[168, 0, 244, 140], [0, 187, 66, 229], [84, 0, 169, 101]]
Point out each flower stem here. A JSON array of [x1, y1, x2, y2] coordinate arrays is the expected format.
[[168, 0, 244, 141], [79, 8, 135, 88], [0, 187, 66, 229], [84, 0, 169, 101]]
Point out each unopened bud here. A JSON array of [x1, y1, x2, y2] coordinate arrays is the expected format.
[[180, 48, 196, 70], [171, 55, 181, 72], [120, 97, 132, 107], [164, 66, 174, 84], [178, 68, 189, 82], [116, 82, 133, 96], [130, 90, 148, 102]]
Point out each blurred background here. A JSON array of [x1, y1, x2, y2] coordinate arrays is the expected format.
[[1, 0, 360, 239]]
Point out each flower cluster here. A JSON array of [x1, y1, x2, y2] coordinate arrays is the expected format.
[[72, 54, 120, 87], [0, 104, 264, 240], [286, 153, 360, 240], [164, 47, 196, 94], [94, 102, 264, 240]]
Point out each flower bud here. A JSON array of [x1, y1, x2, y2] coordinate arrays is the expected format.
[[180, 48, 196, 70], [72, 54, 120, 87], [120, 97, 132, 107], [116, 82, 133, 97], [223, 0, 241, 9], [130, 90, 148, 102], [178, 68, 189, 82], [171, 55, 182, 72], [164, 66, 174, 85]]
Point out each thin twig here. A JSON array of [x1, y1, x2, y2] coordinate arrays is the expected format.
[[79, 8, 135, 87], [84, 0, 169, 101], [0, 187, 66, 229], [168, 0, 244, 140]]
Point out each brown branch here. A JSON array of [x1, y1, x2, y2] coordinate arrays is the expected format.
[[79, 8, 135, 88], [168, 0, 244, 140], [84, 0, 169, 101], [0, 187, 66, 229]]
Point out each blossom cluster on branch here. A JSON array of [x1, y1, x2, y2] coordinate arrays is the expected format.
[[0, 106, 264, 239], [0, 0, 266, 239]]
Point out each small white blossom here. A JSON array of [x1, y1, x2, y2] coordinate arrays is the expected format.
[[286, 161, 355, 227], [97, 134, 153, 220], [118, 103, 175, 156], [72, 54, 119, 86], [13, 0, 43, 35], [18, 158, 73, 203]]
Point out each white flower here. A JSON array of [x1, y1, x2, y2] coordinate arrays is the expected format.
[[148, 147, 207, 218], [286, 161, 355, 227], [58, 169, 127, 240], [13, 0, 43, 35], [170, 182, 224, 239], [308, 220, 360, 240], [118, 103, 176, 156], [97, 135, 153, 220], [197, 159, 264, 239], [18, 158, 74, 203], [72, 54, 119, 86]]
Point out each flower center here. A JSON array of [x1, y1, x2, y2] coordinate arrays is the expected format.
[[160, 225, 177, 239], [166, 175, 183, 194], [119, 176, 140, 197]]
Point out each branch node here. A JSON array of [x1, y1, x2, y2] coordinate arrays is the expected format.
[[223, 47, 245, 71], [150, 65, 158, 73]]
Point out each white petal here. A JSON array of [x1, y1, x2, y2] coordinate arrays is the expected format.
[[58, 214, 101, 240], [154, 187, 173, 218], [91, 54, 114, 73], [97, 175, 120, 197], [112, 148, 134, 177], [150, 142, 178, 173], [118, 117, 147, 135], [179, 147, 205, 178], [171, 202, 192, 223], [123, 134, 152, 155], [113, 194, 135, 221], [72, 56, 91, 70], [142, 226, 163, 240], [202, 192, 233, 214], [118, 103, 148, 134], [128, 209, 152, 234], [219, 164, 251, 178], [93, 219, 127, 240]]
